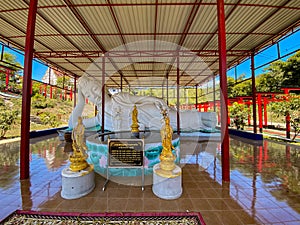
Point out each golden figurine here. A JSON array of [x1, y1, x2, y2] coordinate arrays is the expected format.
[[156, 110, 178, 177], [131, 105, 140, 133], [69, 116, 89, 172]]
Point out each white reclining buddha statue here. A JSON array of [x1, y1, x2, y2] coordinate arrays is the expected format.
[[68, 75, 217, 132]]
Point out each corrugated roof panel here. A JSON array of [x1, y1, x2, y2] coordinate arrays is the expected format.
[[0, 0, 28, 10], [6, 38, 25, 50], [239, 0, 285, 6], [113, 5, 155, 34], [155, 35, 181, 44], [189, 5, 217, 33], [77, 5, 119, 34], [35, 36, 78, 51], [35, 15, 62, 36], [226, 7, 273, 33], [69, 58, 92, 63], [125, 35, 154, 44], [67, 36, 102, 51], [0, 19, 24, 38], [202, 35, 218, 50], [38, 7, 88, 34], [254, 9, 300, 34], [68, 62, 92, 71], [234, 34, 270, 50], [226, 34, 248, 50], [157, 5, 191, 33], [62, 63, 85, 72], [183, 35, 214, 51], [97, 36, 124, 51], [286, 0, 300, 7], [0, 10, 28, 33]]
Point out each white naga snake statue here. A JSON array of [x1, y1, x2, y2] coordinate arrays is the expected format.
[[68, 75, 217, 132]]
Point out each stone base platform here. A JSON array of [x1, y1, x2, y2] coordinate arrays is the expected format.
[[152, 163, 182, 200], [61, 165, 95, 199]]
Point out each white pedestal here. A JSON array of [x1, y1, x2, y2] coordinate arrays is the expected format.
[[152, 163, 182, 200], [61, 165, 95, 199]]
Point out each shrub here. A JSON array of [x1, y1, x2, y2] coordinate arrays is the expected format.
[[38, 111, 60, 128], [0, 107, 19, 138], [229, 102, 248, 130]]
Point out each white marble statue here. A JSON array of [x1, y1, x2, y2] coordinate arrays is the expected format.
[[68, 75, 217, 132]]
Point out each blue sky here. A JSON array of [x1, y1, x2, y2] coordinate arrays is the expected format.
[[2, 47, 48, 81], [2, 28, 300, 82], [227, 28, 300, 79]]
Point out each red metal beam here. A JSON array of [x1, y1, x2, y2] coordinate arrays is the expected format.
[[8, 31, 275, 39], [217, 0, 230, 182], [35, 49, 249, 58], [10, 2, 297, 9], [20, 0, 38, 180]]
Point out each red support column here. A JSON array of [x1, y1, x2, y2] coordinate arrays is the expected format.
[[195, 84, 198, 110], [217, 0, 230, 182], [20, 0, 38, 180], [5, 69, 9, 91], [74, 78, 77, 107], [247, 102, 251, 126], [176, 56, 180, 135], [204, 103, 208, 112], [70, 87, 73, 101], [251, 53, 257, 133], [44, 84, 47, 98], [101, 56, 105, 141], [263, 97, 268, 127], [257, 94, 263, 133], [49, 86, 52, 99], [286, 113, 290, 139]]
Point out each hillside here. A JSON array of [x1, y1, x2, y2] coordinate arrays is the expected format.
[[1, 92, 95, 139]]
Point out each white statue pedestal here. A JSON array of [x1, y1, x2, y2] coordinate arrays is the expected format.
[[61, 165, 95, 199], [152, 163, 182, 200]]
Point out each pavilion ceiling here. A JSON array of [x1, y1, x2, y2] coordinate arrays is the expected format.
[[0, 0, 299, 88]]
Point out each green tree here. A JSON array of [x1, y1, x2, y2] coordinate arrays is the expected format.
[[229, 102, 248, 130], [227, 74, 252, 98], [0, 52, 22, 92], [0, 98, 19, 138], [56, 76, 73, 89], [227, 76, 236, 98], [256, 60, 285, 92], [270, 94, 300, 141], [232, 79, 252, 97], [281, 51, 300, 88]]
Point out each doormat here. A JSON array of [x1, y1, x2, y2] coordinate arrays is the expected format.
[[1, 210, 206, 224]]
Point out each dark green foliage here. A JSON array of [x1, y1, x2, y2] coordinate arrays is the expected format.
[[229, 102, 248, 130], [31, 94, 55, 109], [0, 100, 19, 138], [270, 95, 300, 141]]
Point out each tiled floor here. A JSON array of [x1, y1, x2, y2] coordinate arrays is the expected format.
[[0, 134, 300, 224]]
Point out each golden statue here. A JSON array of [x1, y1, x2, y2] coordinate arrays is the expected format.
[[69, 116, 89, 172], [131, 105, 140, 133], [158, 110, 176, 173]]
